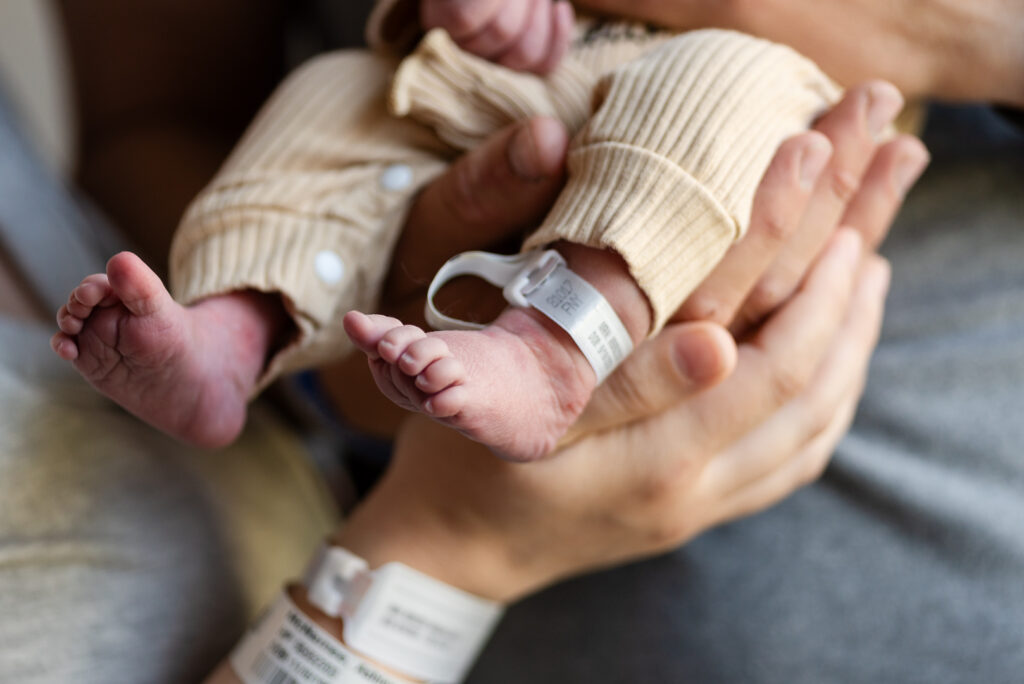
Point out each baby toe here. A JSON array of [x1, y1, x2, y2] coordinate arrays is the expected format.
[[50, 332, 79, 361], [57, 305, 83, 335], [73, 275, 112, 307], [425, 385, 468, 418], [343, 311, 403, 356], [377, 324, 427, 364], [398, 337, 452, 376], [415, 356, 464, 394]]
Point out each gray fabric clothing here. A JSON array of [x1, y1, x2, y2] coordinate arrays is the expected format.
[[0, 87, 125, 312], [0, 319, 337, 684], [470, 106, 1024, 683], [0, 89, 337, 684]]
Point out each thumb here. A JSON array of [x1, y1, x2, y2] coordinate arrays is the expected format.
[[564, 321, 738, 443], [385, 116, 569, 304]]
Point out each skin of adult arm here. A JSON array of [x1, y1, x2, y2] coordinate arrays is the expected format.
[[576, 0, 1024, 106]]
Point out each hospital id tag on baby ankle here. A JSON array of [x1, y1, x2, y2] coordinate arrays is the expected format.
[[425, 249, 633, 384]]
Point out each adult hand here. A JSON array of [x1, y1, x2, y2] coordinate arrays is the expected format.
[[578, 0, 1024, 106], [579, 81, 927, 433], [334, 230, 891, 602], [330, 83, 923, 601], [321, 83, 929, 437]]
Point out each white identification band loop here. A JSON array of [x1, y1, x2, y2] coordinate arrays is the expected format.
[[302, 546, 504, 683], [231, 591, 408, 684], [425, 249, 633, 384]]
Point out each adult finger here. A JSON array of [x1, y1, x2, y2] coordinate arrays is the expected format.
[[708, 392, 859, 528], [565, 320, 737, 443], [841, 134, 930, 249], [652, 228, 863, 458], [385, 116, 568, 306], [675, 131, 832, 325], [732, 81, 902, 335], [697, 254, 890, 499]]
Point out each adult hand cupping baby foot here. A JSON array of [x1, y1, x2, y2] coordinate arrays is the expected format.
[[329, 83, 920, 602]]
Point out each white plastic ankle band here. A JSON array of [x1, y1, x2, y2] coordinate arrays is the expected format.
[[301, 545, 504, 683], [425, 249, 633, 384], [231, 591, 408, 684]]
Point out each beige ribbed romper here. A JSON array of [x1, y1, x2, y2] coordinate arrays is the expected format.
[[169, 0, 838, 390]]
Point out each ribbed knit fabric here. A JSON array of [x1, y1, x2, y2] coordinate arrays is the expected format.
[[169, 52, 448, 390], [171, 4, 839, 385], [524, 30, 840, 330], [391, 29, 595, 149]]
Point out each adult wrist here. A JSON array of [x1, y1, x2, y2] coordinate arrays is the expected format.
[[329, 467, 530, 604], [232, 548, 505, 683]]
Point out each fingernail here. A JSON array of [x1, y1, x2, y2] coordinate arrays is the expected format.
[[509, 118, 566, 180], [509, 122, 542, 179], [893, 144, 931, 195], [865, 82, 904, 138], [799, 136, 832, 190]]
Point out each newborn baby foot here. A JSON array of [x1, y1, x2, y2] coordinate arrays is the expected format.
[[344, 308, 595, 461], [51, 252, 264, 448]]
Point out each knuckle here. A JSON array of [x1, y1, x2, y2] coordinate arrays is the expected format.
[[758, 207, 794, 244], [635, 456, 701, 509], [683, 293, 725, 325], [606, 367, 661, 416], [801, 401, 835, 441], [746, 277, 789, 316], [645, 515, 694, 551], [769, 360, 811, 404], [827, 169, 861, 204]]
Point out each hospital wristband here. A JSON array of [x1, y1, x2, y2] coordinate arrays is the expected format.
[[230, 588, 417, 684], [306, 545, 503, 683], [425, 249, 633, 384]]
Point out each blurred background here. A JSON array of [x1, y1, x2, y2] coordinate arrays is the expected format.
[[0, 0, 376, 289]]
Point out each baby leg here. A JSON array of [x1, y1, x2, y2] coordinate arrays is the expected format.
[[346, 243, 650, 461]]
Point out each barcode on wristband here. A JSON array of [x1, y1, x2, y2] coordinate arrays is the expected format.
[[251, 651, 301, 684], [231, 593, 409, 684]]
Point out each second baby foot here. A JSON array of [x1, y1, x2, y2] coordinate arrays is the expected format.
[[51, 252, 272, 448], [344, 309, 596, 462]]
